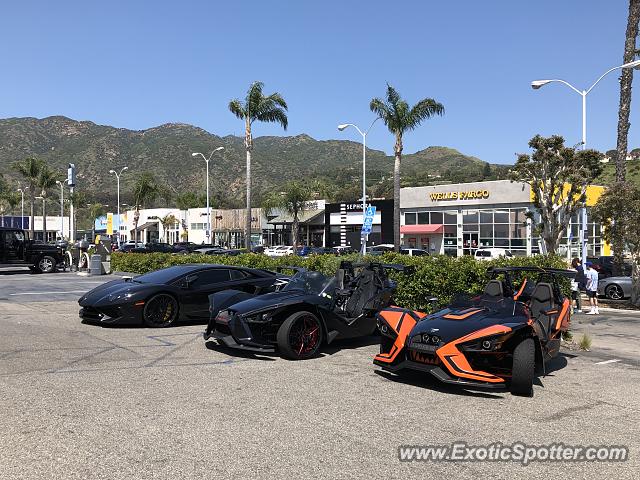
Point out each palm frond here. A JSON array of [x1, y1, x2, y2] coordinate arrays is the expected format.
[[246, 81, 265, 117], [228, 99, 246, 120], [406, 98, 445, 131]]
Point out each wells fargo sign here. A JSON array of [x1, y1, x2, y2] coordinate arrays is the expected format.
[[429, 190, 490, 201]]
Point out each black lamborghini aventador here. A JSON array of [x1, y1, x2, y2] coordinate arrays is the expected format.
[[78, 264, 285, 327]]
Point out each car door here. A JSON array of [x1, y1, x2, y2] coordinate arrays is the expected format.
[[2, 230, 25, 263], [177, 268, 234, 319]]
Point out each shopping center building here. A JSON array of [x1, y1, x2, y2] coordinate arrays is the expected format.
[[400, 180, 608, 257]]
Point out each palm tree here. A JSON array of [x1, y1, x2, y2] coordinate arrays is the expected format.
[[132, 172, 161, 243], [37, 166, 59, 241], [615, 0, 640, 182], [229, 81, 288, 249], [370, 84, 444, 251], [159, 214, 177, 243], [13, 157, 46, 236], [87, 203, 106, 241], [262, 180, 323, 249]]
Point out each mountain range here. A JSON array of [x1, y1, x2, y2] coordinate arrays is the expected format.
[[0, 115, 524, 207]]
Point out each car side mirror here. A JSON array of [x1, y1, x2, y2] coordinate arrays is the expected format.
[[181, 274, 198, 289]]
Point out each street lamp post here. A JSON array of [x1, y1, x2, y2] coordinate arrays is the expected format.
[[35, 196, 45, 240], [338, 118, 379, 255], [17, 187, 27, 230], [531, 60, 640, 264], [55, 181, 65, 240], [192, 147, 224, 244], [109, 167, 128, 247]]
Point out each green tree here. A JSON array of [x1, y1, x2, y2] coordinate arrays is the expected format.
[[37, 165, 60, 240], [132, 172, 161, 243], [175, 191, 206, 210], [13, 157, 46, 236], [229, 81, 288, 249], [509, 135, 603, 255], [262, 180, 324, 249], [370, 84, 444, 251], [592, 182, 640, 305]]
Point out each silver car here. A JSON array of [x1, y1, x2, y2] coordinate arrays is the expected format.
[[597, 276, 632, 300]]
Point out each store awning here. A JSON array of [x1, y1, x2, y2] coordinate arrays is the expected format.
[[400, 224, 444, 234]]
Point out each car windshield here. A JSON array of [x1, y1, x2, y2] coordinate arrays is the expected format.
[[282, 270, 335, 295], [450, 293, 522, 315], [132, 266, 191, 284]]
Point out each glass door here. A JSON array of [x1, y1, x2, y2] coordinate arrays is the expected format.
[[463, 233, 479, 256]]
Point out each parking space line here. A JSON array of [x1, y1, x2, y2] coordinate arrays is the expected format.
[[9, 290, 88, 295], [595, 359, 621, 365]]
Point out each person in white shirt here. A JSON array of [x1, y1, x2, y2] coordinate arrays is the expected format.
[[585, 262, 599, 315]]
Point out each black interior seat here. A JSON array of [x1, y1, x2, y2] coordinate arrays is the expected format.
[[529, 282, 555, 335], [345, 269, 378, 318], [484, 280, 506, 298]]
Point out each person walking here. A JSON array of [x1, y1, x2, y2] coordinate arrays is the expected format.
[[569, 258, 583, 314], [585, 261, 599, 315]]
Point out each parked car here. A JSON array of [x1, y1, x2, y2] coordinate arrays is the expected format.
[[587, 256, 632, 278], [0, 227, 65, 273], [118, 242, 145, 252], [78, 264, 286, 327], [272, 246, 295, 257], [474, 248, 513, 261], [597, 276, 632, 300], [130, 242, 180, 254], [333, 246, 357, 255], [264, 245, 283, 256], [400, 248, 429, 256], [312, 247, 336, 255]]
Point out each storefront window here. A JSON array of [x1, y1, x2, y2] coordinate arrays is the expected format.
[[494, 210, 509, 223], [495, 238, 509, 247], [463, 211, 478, 224], [405, 213, 417, 225], [480, 224, 493, 237], [511, 224, 526, 239], [430, 212, 443, 224], [443, 212, 457, 224], [443, 225, 456, 237], [479, 211, 493, 223], [417, 212, 429, 224], [463, 223, 478, 233], [494, 224, 509, 238], [510, 209, 526, 224]]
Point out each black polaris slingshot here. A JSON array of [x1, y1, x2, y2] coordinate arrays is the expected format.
[[374, 267, 574, 396], [204, 261, 409, 359]]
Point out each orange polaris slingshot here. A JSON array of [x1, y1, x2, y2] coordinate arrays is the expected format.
[[374, 267, 574, 396]]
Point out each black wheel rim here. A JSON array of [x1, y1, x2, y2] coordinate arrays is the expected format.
[[608, 285, 623, 300], [288, 315, 321, 357], [146, 295, 176, 325]]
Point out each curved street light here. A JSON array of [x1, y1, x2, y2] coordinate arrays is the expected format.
[[109, 166, 128, 246], [192, 147, 225, 243], [531, 60, 640, 264], [337, 118, 380, 254]]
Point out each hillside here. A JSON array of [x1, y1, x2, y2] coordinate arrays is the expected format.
[[0, 116, 503, 207]]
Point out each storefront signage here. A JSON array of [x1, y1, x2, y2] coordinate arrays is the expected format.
[[429, 190, 490, 201]]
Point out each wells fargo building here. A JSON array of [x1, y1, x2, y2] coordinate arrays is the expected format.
[[400, 180, 608, 257]]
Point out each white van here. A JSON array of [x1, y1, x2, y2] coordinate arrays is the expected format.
[[474, 248, 513, 261]]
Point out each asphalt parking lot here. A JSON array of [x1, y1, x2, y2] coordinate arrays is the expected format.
[[1, 268, 638, 479]]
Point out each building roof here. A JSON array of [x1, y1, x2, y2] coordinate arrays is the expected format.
[[268, 209, 325, 225]]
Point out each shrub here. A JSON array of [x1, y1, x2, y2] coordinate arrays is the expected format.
[[111, 252, 569, 312], [578, 333, 592, 351]]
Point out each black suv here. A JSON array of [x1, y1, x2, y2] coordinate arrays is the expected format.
[[0, 227, 65, 273]]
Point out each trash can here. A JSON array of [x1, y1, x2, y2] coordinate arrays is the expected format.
[[89, 254, 103, 276]]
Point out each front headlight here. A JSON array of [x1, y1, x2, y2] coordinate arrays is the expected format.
[[459, 333, 511, 352], [108, 292, 134, 302], [244, 312, 273, 323]]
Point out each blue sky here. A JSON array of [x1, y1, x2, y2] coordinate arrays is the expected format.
[[0, 0, 636, 164]]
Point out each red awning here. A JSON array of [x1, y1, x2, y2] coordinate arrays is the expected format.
[[400, 224, 444, 234]]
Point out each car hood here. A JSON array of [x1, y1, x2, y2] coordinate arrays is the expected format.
[[78, 279, 153, 305], [409, 306, 526, 344], [227, 289, 310, 315]]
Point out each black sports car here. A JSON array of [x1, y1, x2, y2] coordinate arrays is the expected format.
[[78, 264, 285, 327], [374, 267, 574, 396], [204, 261, 408, 359]]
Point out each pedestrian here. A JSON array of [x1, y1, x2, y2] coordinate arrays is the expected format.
[[584, 261, 599, 315], [569, 258, 582, 313]]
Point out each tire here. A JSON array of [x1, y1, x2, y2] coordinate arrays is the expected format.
[[277, 311, 324, 360], [510, 338, 535, 397], [37, 255, 57, 274], [143, 293, 179, 327], [605, 284, 624, 301]]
